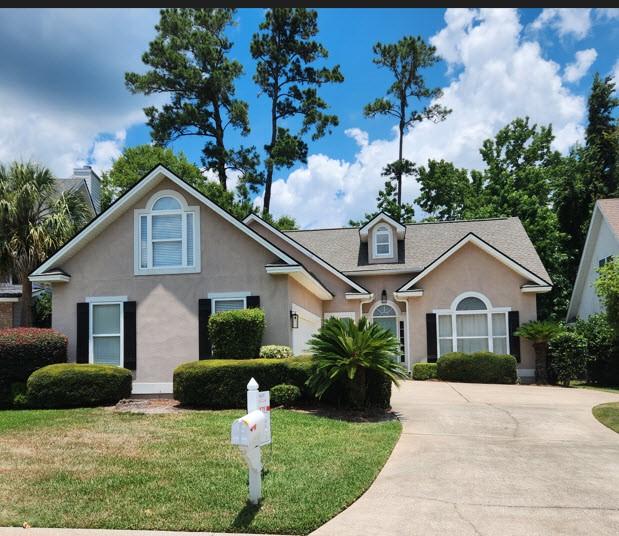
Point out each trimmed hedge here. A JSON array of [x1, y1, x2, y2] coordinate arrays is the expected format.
[[259, 345, 293, 359], [365, 370, 392, 410], [209, 308, 265, 359], [412, 362, 438, 380], [174, 357, 313, 408], [26, 364, 132, 409], [437, 352, 517, 384], [271, 384, 301, 407]]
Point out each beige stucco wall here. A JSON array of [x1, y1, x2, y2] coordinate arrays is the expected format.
[[404, 242, 537, 371], [52, 177, 291, 383]]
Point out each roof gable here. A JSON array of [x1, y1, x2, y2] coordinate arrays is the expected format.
[[31, 165, 296, 279], [359, 212, 406, 241]]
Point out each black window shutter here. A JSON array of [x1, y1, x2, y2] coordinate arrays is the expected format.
[[247, 295, 260, 308], [199, 299, 212, 359], [426, 313, 437, 363], [76, 302, 89, 363], [123, 301, 137, 370], [508, 311, 521, 362]]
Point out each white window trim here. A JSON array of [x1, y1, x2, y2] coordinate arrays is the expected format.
[[89, 298, 124, 368], [134, 190, 201, 276], [434, 292, 511, 357], [86, 295, 128, 303], [373, 225, 393, 258], [210, 293, 248, 314]]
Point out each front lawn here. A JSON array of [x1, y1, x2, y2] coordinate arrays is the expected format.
[[571, 381, 619, 394], [592, 402, 619, 434], [0, 407, 400, 534]]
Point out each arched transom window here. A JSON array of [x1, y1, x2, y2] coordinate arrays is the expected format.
[[373, 225, 392, 257], [435, 292, 510, 357], [135, 190, 200, 275]]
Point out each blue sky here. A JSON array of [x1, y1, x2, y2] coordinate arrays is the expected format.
[[0, 8, 618, 227]]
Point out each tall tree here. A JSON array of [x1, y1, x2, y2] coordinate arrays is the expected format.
[[125, 8, 258, 191], [250, 8, 343, 216], [364, 36, 450, 207], [0, 162, 89, 326]]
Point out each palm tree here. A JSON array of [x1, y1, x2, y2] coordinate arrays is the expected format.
[[307, 317, 408, 409], [0, 162, 89, 326], [515, 320, 562, 384]]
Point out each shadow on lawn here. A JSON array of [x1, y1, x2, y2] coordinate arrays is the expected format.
[[230, 501, 262, 530]]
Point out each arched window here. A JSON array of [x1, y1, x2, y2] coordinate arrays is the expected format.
[[372, 304, 398, 336], [373, 225, 392, 257], [135, 190, 200, 275], [435, 292, 509, 357]]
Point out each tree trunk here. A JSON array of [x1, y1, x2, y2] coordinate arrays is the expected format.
[[262, 93, 278, 217], [347, 367, 367, 410], [211, 99, 228, 191], [19, 275, 32, 327], [397, 119, 404, 208], [533, 342, 548, 384]]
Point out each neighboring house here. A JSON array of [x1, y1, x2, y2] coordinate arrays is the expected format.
[[567, 198, 619, 321], [30, 165, 552, 394], [0, 166, 101, 328]]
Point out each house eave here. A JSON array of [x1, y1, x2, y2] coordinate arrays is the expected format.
[[29, 273, 71, 283], [521, 284, 552, 294], [265, 264, 333, 301]]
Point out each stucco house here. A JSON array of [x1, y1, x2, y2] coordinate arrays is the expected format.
[[567, 198, 619, 321], [30, 165, 552, 394]]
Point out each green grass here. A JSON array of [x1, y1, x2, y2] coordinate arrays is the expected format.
[[592, 402, 619, 434], [0, 408, 400, 534], [571, 380, 619, 394]]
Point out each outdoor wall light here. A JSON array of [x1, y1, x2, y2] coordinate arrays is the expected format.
[[381, 289, 388, 303], [290, 310, 299, 329]]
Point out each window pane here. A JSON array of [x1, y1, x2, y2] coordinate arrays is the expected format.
[[152, 214, 182, 240], [457, 337, 488, 353], [152, 196, 181, 211], [376, 243, 390, 254], [374, 317, 397, 336], [456, 313, 488, 336], [186, 213, 194, 266], [439, 338, 453, 356], [140, 215, 148, 268], [92, 304, 120, 335], [153, 241, 182, 266], [93, 336, 121, 366], [492, 313, 507, 336], [493, 337, 507, 354], [214, 299, 245, 313], [376, 233, 390, 245], [438, 315, 452, 337], [456, 297, 487, 311], [373, 305, 396, 317]]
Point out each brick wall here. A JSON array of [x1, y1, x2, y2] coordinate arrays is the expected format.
[[0, 302, 14, 329]]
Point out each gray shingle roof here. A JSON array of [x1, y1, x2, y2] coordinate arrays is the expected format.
[[285, 217, 551, 283]]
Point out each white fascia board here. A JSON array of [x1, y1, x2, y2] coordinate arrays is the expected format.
[[29, 274, 71, 283], [244, 213, 369, 294], [521, 285, 552, 294], [394, 290, 424, 299], [345, 292, 374, 300], [0, 297, 19, 303], [86, 295, 128, 303], [342, 268, 420, 276], [266, 264, 333, 300], [31, 166, 296, 278], [399, 233, 549, 292], [207, 291, 252, 299], [359, 212, 406, 241]]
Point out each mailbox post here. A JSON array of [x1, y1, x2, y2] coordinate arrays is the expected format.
[[231, 378, 271, 505]]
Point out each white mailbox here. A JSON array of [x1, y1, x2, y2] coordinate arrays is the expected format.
[[231, 410, 265, 450]]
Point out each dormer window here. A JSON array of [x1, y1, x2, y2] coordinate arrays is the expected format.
[[374, 225, 393, 258], [134, 190, 201, 275]]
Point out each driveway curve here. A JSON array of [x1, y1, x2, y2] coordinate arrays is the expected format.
[[312, 381, 619, 536]]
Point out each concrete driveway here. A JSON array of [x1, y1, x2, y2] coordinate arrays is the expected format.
[[312, 381, 619, 536]]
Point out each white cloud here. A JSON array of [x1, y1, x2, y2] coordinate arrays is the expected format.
[[563, 48, 598, 83], [266, 8, 587, 228], [531, 8, 592, 39], [0, 9, 158, 176], [595, 8, 619, 21]]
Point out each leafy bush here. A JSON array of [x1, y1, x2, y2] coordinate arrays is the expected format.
[[259, 345, 293, 359], [574, 313, 619, 385], [26, 364, 132, 409], [0, 328, 67, 408], [437, 352, 517, 384], [174, 357, 313, 408], [548, 331, 587, 387], [271, 384, 301, 407], [595, 258, 619, 334], [412, 362, 438, 380], [306, 317, 408, 410], [209, 308, 265, 359]]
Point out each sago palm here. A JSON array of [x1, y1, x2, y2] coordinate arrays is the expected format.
[[0, 162, 89, 326], [515, 320, 562, 384], [307, 316, 408, 409]]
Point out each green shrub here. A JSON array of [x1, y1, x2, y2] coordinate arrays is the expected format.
[[574, 313, 619, 385], [437, 352, 517, 384], [209, 308, 265, 359], [26, 364, 132, 409], [174, 357, 313, 408], [412, 362, 438, 380], [365, 369, 393, 409], [548, 331, 587, 387], [271, 384, 301, 407], [259, 345, 293, 359]]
